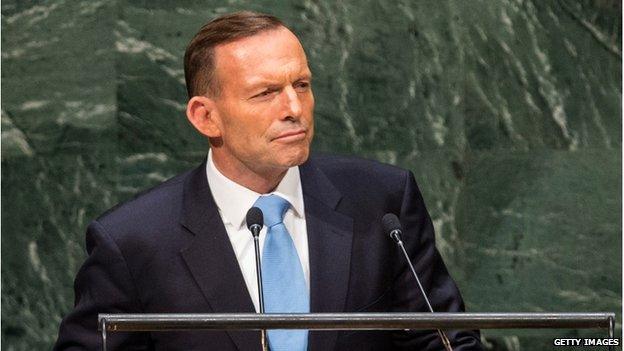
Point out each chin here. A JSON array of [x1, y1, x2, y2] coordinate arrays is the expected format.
[[276, 147, 310, 168]]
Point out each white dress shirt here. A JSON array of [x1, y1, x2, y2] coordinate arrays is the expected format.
[[205, 150, 310, 312]]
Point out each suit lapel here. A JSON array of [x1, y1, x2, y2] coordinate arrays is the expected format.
[[300, 159, 354, 351], [179, 161, 260, 351]]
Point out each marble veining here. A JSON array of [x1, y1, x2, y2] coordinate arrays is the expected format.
[[1, 1, 620, 349]]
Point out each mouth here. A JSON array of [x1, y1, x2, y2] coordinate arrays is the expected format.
[[272, 129, 307, 142]]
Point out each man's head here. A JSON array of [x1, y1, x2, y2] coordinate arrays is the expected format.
[[184, 12, 314, 185]]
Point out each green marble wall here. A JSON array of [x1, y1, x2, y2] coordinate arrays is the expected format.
[[2, 0, 621, 349]]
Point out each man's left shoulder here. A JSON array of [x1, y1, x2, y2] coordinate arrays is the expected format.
[[308, 153, 408, 179], [306, 153, 410, 194]]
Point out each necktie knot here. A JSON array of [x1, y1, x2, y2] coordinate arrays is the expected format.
[[253, 194, 290, 227]]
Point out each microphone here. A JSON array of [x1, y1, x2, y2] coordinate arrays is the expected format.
[[246, 207, 268, 351], [382, 213, 453, 351], [247, 207, 263, 239]]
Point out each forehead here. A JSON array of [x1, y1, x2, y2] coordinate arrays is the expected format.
[[213, 27, 311, 88]]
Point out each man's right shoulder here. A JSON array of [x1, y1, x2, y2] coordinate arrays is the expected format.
[[93, 167, 197, 238]]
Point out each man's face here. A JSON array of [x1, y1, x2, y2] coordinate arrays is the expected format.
[[210, 27, 314, 174]]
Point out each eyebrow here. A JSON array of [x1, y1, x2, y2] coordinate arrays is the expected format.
[[246, 73, 313, 91]]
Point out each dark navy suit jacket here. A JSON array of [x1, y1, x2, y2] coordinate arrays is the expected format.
[[55, 154, 482, 350]]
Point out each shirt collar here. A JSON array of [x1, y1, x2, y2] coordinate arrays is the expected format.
[[205, 149, 304, 230]]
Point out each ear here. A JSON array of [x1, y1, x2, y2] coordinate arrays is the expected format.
[[186, 96, 222, 138]]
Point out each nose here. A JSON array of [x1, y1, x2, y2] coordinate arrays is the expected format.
[[282, 86, 302, 119]]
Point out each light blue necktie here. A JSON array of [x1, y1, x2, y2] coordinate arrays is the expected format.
[[254, 194, 309, 351]]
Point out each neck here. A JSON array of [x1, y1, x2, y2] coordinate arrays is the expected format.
[[211, 149, 287, 194]]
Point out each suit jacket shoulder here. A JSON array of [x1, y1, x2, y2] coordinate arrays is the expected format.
[[93, 168, 192, 245], [306, 153, 411, 220], [310, 153, 407, 184]]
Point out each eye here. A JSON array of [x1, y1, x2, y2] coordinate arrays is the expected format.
[[294, 81, 311, 92], [251, 89, 277, 99]]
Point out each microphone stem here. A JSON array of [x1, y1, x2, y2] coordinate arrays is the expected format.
[[253, 235, 265, 314], [253, 233, 269, 351], [397, 240, 453, 351], [397, 240, 434, 313]]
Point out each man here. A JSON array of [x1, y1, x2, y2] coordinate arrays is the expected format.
[[55, 11, 483, 350]]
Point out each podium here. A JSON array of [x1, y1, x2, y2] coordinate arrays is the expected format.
[[98, 312, 616, 350]]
